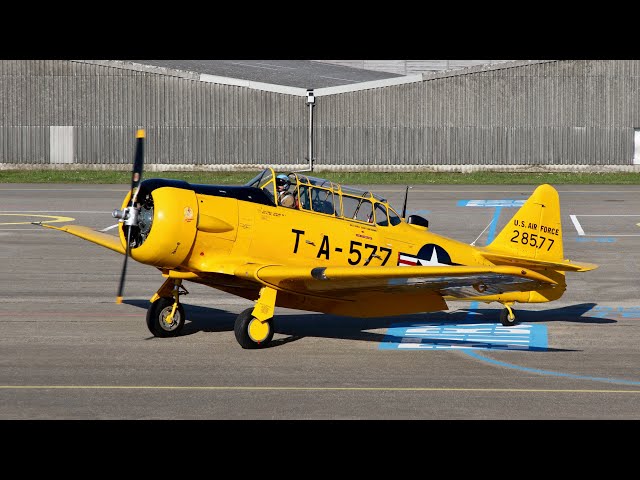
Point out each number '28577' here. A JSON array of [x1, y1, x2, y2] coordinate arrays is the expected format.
[[510, 230, 554, 251]]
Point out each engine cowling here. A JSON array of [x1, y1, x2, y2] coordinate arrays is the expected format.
[[118, 184, 198, 268]]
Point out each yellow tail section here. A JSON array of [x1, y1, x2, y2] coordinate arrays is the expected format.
[[487, 184, 564, 262]]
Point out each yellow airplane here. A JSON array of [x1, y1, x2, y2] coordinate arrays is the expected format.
[[35, 130, 597, 349]]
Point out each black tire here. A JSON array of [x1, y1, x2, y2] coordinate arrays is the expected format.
[[234, 307, 274, 349], [500, 308, 516, 327], [146, 296, 185, 337]]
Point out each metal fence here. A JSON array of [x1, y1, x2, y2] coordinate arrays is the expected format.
[[1, 59, 639, 172]]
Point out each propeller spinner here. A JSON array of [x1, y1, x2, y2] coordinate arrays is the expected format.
[[114, 129, 145, 304]]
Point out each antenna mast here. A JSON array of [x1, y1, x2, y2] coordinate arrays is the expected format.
[[401, 185, 410, 219]]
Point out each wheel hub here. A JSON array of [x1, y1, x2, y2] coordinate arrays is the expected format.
[[159, 307, 180, 331], [248, 318, 270, 343]]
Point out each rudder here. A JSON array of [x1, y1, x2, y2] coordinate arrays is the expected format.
[[486, 184, 564, 262]]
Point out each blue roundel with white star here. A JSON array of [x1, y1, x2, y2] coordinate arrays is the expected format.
[[397, 244, 459, 267]]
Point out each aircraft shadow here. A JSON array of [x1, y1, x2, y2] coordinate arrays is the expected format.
[[123, 300, 236, 335], [124, 300, 611, 350]]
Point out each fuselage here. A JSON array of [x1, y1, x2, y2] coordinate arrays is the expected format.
[[123, 171, 565, 316]]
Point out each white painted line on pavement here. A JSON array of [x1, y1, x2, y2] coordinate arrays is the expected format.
[[570, 215, 585, 236]]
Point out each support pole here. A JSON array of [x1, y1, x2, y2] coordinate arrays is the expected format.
[[307, 89, 315, 172]]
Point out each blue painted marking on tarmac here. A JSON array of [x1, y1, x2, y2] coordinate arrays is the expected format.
[[379, 321, 547, 351], [486, 207, 502, 246], [466, 301, 481, 317], [457, 199, 525, 207], [461, 350, 640, 386], [586, 305, 640, 318], [575, 237, 616, 243], [457, 304, 640, 386], [621, 307, 640, 318]]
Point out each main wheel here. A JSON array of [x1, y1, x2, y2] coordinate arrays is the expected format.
[[234, 307, 274, 349], [500, 307, 516, 327], [146, 296, 185, 337]]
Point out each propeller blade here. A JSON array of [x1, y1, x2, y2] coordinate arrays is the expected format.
[[116, 226, 132, 304], [130, 129, 145, 204], [116, 129, 145, 304]]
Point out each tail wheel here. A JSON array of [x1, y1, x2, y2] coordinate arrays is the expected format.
[[500, 307, 516, 327], [234, 307, 274, 349], [146, 296, 185, 337]]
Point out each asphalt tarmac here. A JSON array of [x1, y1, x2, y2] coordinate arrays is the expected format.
[[1, 183, 639, 422]]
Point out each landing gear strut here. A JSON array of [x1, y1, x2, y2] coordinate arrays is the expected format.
[[500, 302, 516, 326], [234, 286, 277, 349], [146, 278, 189, 337]]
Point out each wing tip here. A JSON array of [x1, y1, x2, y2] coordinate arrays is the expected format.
[[574, 262, 599, 272], [32, 222, 63, 231]]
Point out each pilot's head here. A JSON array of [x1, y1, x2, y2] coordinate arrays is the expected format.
[[276, 174, 290, 192]]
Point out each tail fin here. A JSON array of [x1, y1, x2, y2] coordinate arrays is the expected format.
[[487, 184, 564, 262], [481, 184, 597, 272]]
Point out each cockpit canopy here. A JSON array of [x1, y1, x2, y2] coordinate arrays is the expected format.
[[245, 168, 403, 227]]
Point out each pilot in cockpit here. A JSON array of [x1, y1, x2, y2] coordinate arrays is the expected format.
[[275, 174, 298, 208]]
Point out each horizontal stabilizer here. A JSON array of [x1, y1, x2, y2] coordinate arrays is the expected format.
[[34, 223, 126, 255], [479, 251, 598, 272]]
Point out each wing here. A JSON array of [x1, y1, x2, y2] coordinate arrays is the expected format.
[[36, 223, 126, 255], [234, 263, 558, 299]]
